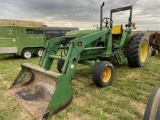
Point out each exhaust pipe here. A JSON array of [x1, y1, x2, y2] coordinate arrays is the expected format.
[[100, 2, 105, 31]]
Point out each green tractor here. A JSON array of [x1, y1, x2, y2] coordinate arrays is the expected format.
[[9, 2, 149, 120]]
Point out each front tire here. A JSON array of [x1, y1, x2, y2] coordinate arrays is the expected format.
[[143, 87, 160, 120], [127, 34, 149, 67], [92, 61, 114, 87]]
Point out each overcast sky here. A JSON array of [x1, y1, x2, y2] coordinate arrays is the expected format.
[[0, 0, 159, 30]]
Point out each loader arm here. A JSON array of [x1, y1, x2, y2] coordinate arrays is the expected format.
[[64, 30, 110, 77], [42, 29, 110, 80], [39, 36, 66, 67]]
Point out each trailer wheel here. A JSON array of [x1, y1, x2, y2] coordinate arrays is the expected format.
[[57, 59, 65, 73], [92, 61, 114, 87], [158, 47, 160, 53], [22, 49, 33, 59], [127, 33, 149, 67], [143, 87, 160, 120], [151, 49, 156, 56], [36, 48, 44, 57]]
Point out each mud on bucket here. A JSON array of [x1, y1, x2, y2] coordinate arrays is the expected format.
[[9, 63, 73, 120]]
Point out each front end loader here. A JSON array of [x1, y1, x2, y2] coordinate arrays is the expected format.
[[9, 2, 149, 120]]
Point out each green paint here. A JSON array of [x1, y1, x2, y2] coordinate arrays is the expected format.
[[46, 75, 73, 118]]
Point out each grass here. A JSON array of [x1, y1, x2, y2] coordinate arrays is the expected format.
[[0, 51, 160, 120]]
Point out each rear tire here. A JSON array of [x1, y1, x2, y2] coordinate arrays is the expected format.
[[127, 33, 149, 67], [21, 49, 33, 59], [57, 59, 65, 73], [92, 61, 114, 87], [143, 87, 160, 120]]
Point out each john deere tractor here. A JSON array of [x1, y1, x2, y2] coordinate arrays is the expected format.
[[9, 2, 149, 120]]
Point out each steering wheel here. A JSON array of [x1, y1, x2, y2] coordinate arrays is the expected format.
[[102, 18, 113, 26]]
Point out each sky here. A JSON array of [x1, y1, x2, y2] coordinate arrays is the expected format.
[[0, 0, 159, 30]]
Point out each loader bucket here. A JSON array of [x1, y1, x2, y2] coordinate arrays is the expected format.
[[9, 63, 73, 120]]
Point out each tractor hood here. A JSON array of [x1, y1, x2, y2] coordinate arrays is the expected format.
[[65, 27, 107, 38], [65, 29, 99, 38]]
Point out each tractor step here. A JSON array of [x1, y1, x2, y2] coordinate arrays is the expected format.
[[114, 49, 126, 64]]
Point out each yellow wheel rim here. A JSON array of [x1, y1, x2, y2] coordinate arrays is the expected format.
[[140, 41, 148, 62], [102, 67, 111, 83]]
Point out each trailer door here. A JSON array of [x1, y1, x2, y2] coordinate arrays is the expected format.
[[0, 26, 17, 54]]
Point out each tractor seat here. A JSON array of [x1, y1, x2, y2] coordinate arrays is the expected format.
[[112, 25, 123, 35]]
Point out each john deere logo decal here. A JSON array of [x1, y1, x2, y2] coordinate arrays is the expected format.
[[8, 30, 12, 34]]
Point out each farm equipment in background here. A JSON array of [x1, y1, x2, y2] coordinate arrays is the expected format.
[[9, 2, 149, 120], [149, 32, 160, 56]]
